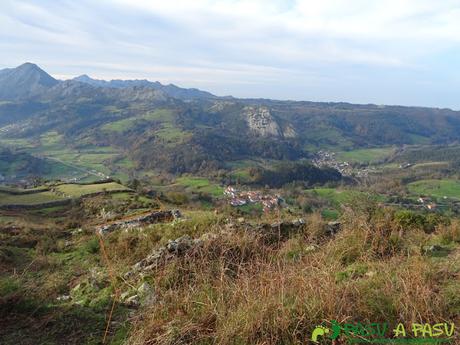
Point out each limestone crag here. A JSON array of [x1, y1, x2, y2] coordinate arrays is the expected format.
[[97, 209, 182, 235], [245, 106, 282, 137], [124, 235, 205, 278]]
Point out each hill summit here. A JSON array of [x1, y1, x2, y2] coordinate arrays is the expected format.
[[0, 62, 58, 99]]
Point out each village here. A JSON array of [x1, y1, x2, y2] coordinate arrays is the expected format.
[[312, 150, 375, 178], [224, 186, 282, 212]]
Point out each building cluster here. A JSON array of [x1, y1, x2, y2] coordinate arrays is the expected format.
[[418, 197, 438, 211], [312, 151, 353, 175], [224, 186, 281, 211], [312, 150, 375, 178]]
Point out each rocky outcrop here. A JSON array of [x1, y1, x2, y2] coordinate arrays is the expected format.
[[226, 218, 306, 243], [121, 282, 157, 308], [97, 210, 182, 235], [124, 218, 318, 280], [325, 221, 341, 236], [244, 106, 297, 138], [283, 124, 297, 138], [245, 106, 282, 137], [124, 235, 204, 278]]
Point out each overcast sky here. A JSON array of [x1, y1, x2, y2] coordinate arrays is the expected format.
[[1, 0, 460, 108]]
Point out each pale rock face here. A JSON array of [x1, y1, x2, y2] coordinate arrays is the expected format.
[[245, 106, 282, 137], [283, 124, 297, 138], [209, 100, 234, 112]]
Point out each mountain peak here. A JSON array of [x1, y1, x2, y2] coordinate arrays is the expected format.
[[74, 74, 94, 82], [16, 62, 53, 78], [17, 62, 40, 69], [0, 62, 58, 100]]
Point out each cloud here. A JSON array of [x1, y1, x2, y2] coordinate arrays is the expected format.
[[0, 0, 460, 108]]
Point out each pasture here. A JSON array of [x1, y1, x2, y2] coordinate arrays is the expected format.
[[408, 179, 460, 199], [337, 147, 395, 163]]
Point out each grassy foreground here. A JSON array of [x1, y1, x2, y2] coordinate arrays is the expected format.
[[106, 203, 459, 344], [1, 195, 459, 345]]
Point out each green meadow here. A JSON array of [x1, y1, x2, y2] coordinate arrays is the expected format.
[[408, 179, 460, 199], [175, 177, 223, 197], [102, 108, 175, 133], [337, 147, 395, 163], [0, 190, 65, 205], [55, 182, 130, 197], [306, 187, 367, 207], [0, 182, 131, 206]]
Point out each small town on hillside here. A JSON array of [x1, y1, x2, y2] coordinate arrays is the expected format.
[[224, 186, 282, 211], [312, 150, 375, 177]]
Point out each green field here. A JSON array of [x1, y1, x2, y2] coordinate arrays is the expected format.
[[102, 118, 138, 133], [0, 137, 35, 148], [175, 177, 223, 197], [40, 131, 64, 146], [115, 157, 136, 169], [55, 182, 130, 197], [27, 140, 121, 179], [143, 109, 175, 122], [0, 185, 48, 194], [306, 188, 364, 206], [0, 191, 65, 205], [0, 182, 131, 205], [337, 147, 395, 163], [4, 131, 123, 180], [155, 124, 191, 144], [302, 127, 354, 150], [408, 179, 460, 199], [305, 188, 383, 211], [408, 133, 431, 144], [102, 109, 175, 134], [411, 162, 449, 169], [101, 108, 188, 147]]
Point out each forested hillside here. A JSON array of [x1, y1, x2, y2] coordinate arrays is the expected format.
[[2, 63, 460, 177]]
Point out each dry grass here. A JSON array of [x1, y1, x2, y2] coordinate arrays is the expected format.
[[118, 206, 460, 345]]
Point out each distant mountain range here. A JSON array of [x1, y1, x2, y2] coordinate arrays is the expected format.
[[0, 62, 217, 101], [72, 74, 217, 100], [1, 62, 460, 175]]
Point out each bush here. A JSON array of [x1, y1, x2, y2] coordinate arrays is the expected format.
[[439, 220, 460, 244], [395, 210, 448, 233], [165, 192, 189, 205]]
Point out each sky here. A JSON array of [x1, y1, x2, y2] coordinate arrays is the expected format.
[[1, 0, 460, 109]]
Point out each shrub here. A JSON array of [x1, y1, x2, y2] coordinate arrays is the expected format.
[[165, 192, 189, 205], [394, 210, 449, 233]]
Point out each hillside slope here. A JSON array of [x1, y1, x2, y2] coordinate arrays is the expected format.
[[1, 63, 460, 175]]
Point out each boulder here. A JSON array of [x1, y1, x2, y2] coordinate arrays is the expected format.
[[137, 282, 156, 306], [166, 235, 195, 254], [325, 221, 341, 236], [125, 234, 204, 278]]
